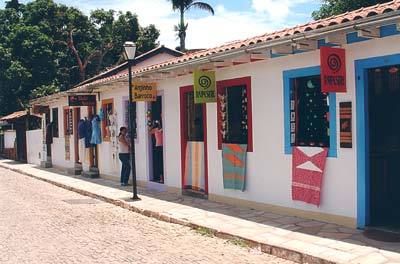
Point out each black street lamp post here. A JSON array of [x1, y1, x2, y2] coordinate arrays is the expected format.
[[123, 41, 139, 200]]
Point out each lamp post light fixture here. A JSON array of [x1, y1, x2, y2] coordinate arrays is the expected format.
[[123, 41, 139, 200]]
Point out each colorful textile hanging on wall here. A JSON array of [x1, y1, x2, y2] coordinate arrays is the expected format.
[[339, 102, 352, 148], [184, 141, 205, 192], [65, 136, 70, 161], [109, 112, 118, 170], [222, 143, 247, 191], [292, 146, 329, 206]]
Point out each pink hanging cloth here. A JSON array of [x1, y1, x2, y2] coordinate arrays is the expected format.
[[292, 147, 329, 206]]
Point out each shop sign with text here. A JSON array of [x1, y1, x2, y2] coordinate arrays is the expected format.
[[320, 46, 347, 93], [68, 95, 96, 106], [132, 82, 157, 101], [193, 71, 216, 103]]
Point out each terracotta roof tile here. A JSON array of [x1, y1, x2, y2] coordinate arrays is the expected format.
[[59, 0, 400, 91], [0, 111, 41, 121]]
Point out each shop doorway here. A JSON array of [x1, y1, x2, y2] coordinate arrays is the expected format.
[[87, 105, 98, 169], [147, 95, 165, 187], [15, 122, 27, 162], [73, 108, 81, 163], [368, 64, 400, 230], [180, 86, 208, 197]]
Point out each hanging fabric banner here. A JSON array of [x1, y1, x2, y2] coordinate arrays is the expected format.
[[339, 102, 352, 148], [320, 46, 346, 93], [65, 136, 70, 161], [292, 146, 328, 206], [193, 71, 217, 103], [222, 143, 247, 191], [183, 141, 205, 192], [132, 82, 157, 102]]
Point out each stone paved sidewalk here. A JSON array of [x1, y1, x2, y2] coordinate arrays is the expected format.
[[1, 159, 399, 264]]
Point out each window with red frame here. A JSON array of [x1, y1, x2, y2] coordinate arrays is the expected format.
[[217, 77, 253, 151]]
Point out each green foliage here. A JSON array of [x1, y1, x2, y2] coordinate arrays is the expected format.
[[193, 227, 215, 237], [0, 0, 160, 116], [168, 0, 214, 51], [137, 24, 160, 52], [30, 84, 60, 99], [228, 238, 250, 248], [312, 0, 390, 20]]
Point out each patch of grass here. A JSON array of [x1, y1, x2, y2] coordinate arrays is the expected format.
[[193, 227, 215, 237], [229, 238, 249, 248]]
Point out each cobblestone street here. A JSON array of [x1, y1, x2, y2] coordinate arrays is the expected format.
[[0, 168, 292, 264]]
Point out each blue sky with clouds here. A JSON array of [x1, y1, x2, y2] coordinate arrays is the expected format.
[[1, 0, 322, 49]]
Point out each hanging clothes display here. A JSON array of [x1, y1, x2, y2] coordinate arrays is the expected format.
[[84, 119, 93, 148], [292, 146, 329, 206], [90, 115, 102, 145], [99, 108, 105, 120], [183, 141, 205, 192], [222, 143, 247, 191], [109, 112, 119, 169]]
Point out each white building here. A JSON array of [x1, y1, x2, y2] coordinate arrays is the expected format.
[[30, 1, 400, 230]]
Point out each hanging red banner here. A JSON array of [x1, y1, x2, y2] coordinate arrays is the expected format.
[[320, 46, 347, 93]]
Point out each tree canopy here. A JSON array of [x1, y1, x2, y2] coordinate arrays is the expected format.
[[312, 0, 391, 20], [0, 0, 160, 116]]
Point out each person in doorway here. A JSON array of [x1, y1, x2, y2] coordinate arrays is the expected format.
[[118, 127, 131, 186], [149, 120, 163, 183]]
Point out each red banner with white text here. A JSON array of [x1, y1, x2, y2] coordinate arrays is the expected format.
[[320, 46, 346, 93]]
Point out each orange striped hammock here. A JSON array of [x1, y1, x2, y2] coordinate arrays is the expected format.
[[183, 141, 205, 192], [222, 143, 247, 191]]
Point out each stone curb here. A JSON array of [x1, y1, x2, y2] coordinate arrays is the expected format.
[[1, 164, 341, 264]]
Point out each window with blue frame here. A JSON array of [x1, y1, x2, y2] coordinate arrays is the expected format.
[[291, 75, 330, 148], [284, 66, 337, 157]]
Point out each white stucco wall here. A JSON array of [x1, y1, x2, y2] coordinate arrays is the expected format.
[[4, 130, 16, 149], [97, 88, 150, 182], [49, 98, 76, 169], [154, 34, 400, 219], [26, 129, 43, 165], [30, 33, 400, 221]]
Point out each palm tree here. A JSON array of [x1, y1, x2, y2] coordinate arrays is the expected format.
[[169, 0, 214, 51]]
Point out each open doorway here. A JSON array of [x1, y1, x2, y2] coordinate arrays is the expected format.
[[368, 64, 400, 231], [73, 108, 81, 164], [148, 95, 164, 185], [180, 86, 208, 198]]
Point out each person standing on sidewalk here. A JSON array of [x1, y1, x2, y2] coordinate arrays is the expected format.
[[118, 127, 131, 186]]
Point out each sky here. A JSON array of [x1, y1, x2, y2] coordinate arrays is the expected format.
[[1, 0, 322, 49]]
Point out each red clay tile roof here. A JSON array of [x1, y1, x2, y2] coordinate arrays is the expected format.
[[0, 111, 42, 121], [31, 0, 400, 102], [136, 0, 400, 72], [76, 46, 183, 87], [75, 0, 400, 89]]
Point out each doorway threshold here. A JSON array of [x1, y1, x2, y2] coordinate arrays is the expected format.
[[182, 189, 208, 200], [148, 181, 166, 192], [363, 226, 400, 242]]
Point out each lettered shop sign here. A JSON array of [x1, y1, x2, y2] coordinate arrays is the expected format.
[[132, 82, 157, 102], [320, 46, 347, 93], [193, 70, 217, 104]]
